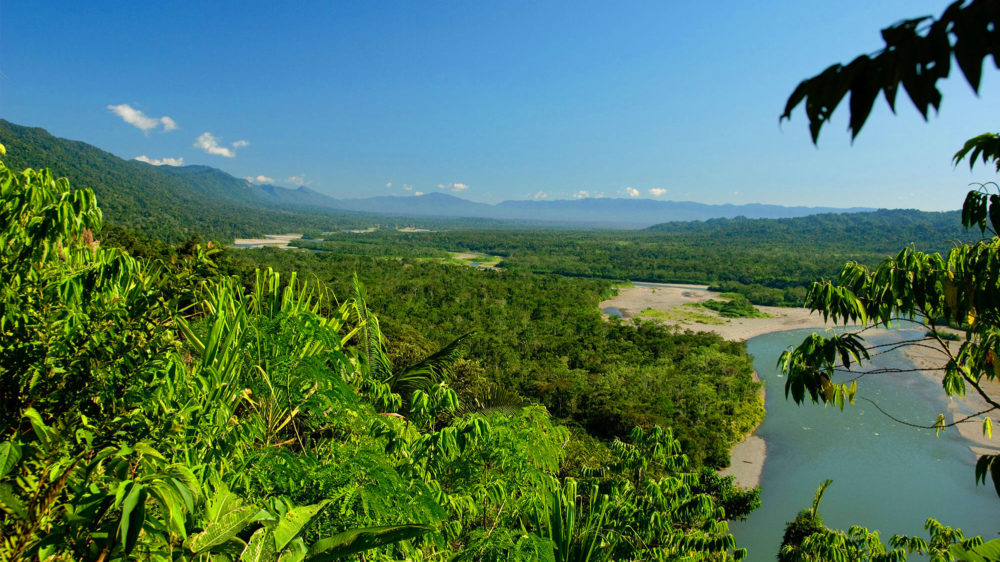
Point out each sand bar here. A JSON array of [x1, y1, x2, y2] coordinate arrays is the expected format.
[[599, 282, 835, 342], [900, 336, 1000, 457], [232, 233, 303, 249]]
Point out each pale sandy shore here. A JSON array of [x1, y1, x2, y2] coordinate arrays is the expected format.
[[900, 336, 1000, 457], [232, 233, 303, 249], [599, 282, 836, 342], [600, 282, 843, 489], [720, 435, 766, 489]]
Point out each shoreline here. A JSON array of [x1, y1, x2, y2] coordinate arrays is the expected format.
[[600, 281, 841, 489], [899, 339, 1000, 458]]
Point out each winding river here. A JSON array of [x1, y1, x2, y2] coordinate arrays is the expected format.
[[731, 328, 1000, 560]]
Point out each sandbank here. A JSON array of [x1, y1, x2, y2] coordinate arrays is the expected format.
[[900, 336, 1000, 457], [232, 233, 302, 249], [599, 282, 835, 342]]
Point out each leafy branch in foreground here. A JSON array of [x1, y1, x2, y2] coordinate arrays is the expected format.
[[782, 0, 999, 141], [780, 481, 998, 561]]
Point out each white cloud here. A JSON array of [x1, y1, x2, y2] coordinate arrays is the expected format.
[[573, 190, 590, 199], [437, 182, 469, 192], [403, 184, 413, 192], [287, 174, 309, 186], [194, 132, 248, 158], [108, 104, 177, 133], [246, 175, 275, 184], [624, 186, 640, 197], [134, 155, 184, 166], [648, 188, 668, 197], [414, 191, 424, 196], [386, 182, 393, 189], [533, 191, 548, 200]]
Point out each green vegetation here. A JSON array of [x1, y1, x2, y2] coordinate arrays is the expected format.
[[216, 245, 761, 468], [0, 149, 761, 559], [0, 120, 360, 242], [701, 295, 771, 319], [777, 481, 994, 561], [1, 119, 975, 309], [640, 305, 728, 326], [313, 213, 975, 307]]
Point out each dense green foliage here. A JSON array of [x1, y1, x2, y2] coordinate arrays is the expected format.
[[777, 481, 993, 561], [288, 210, 973, 307], [700, 295, 770, 319], [216, 246, 763, 469], [0, 151, 759, 559]]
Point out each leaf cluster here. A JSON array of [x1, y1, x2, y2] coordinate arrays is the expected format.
[[782, 0, 1000, 141]]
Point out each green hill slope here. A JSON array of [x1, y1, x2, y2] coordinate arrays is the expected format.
[[0, 119, 349, 241]]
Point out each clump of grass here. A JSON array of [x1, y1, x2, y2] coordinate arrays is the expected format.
[[640, 305, 727, 325], [926, 329, 961, 342], [701, 295, 771, 318]]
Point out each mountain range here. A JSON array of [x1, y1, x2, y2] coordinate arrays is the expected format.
[[0, 118, 877, 238]]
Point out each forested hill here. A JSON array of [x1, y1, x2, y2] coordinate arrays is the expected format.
[[0, 119, 357, 241], [647, 209, 973, 255]]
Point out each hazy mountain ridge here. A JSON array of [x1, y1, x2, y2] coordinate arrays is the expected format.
[[1, 118, 882, 235], [337, 191, 877, 227]]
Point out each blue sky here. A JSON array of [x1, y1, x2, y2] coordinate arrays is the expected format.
[[1, 1, 997, 210]]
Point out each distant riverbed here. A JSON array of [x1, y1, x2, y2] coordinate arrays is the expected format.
[[231, 234, 302, 249]]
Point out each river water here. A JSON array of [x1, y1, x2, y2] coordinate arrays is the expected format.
[[731, 328, 1000, 560]]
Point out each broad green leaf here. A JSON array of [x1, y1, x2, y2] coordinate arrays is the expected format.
[[0, 441, 21, 478], [0, 483, 27, 519], [241, 528, 278, 562], [274, 500, 330, 552], [950, 537, 1000, 561], [187, 505, 262, 553], [306, 524, 432, 561], [120, 484, 148, 555], [278, 540, 308, 562]]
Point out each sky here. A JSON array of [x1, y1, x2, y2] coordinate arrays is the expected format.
[[1, 1, 998, 210]]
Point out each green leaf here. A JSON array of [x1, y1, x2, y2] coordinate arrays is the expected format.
[[278, 540, 308, 562], [950, 537, 1000, 561], [274, 500, 330, 552], [0, 441, 21, 479], [120, 483, 148, 555], [306, 524, 432, 561], [0, 483, 27, 519], [187, 505, 262, 553], [241, 528, 278, 562]]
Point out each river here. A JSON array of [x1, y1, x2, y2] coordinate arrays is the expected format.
[[731, 327, 1000, 560]]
